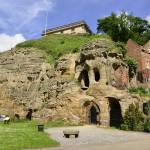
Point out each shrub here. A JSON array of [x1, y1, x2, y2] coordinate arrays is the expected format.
[[123, 103, 143, 131], [120, 124, 129, 131], [115, 42, 127, 58], [136, 122, 144, 131], [128, 87, 149, 96], [144, 116, 150, 132], [124, 57, 137, 79], [144, 122, 150, 132]]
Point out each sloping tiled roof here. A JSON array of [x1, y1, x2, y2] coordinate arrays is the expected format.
[[42, 20, 93, 35]]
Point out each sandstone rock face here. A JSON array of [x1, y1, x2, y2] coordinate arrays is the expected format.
[[0, 39, 143, 127]]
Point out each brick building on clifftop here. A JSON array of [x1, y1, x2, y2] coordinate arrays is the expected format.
[[126, 39, 150, 87]]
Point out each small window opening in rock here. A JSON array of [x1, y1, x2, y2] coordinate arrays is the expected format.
[[40, 77, 44, 81], [27, 77, 33, 81], [78, 70, 90, 90], [112, 63, 120, 71], [33, 109, 38, 112], [102, 52, 107, 59], [94, 68, 100, 82]]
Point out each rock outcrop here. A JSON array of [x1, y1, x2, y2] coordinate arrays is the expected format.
[[0, 38, 142, 127]]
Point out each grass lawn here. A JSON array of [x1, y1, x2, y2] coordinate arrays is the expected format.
[[16, 34, 110, 63], [0, 120, 59, 150]]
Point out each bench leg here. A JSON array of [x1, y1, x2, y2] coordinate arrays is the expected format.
[[65, 134, 70, 138], [75, 134, 78, 138]]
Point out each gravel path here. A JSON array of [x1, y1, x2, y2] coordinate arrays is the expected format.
[[45, 125, 150, 146]]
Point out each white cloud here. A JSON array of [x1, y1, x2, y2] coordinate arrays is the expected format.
[[146, 15, 150, 22], [0, 34, 26, 52], [0, 0, 54, 33]]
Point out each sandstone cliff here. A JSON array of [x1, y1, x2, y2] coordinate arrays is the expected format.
[[0, 38, 142, 126]]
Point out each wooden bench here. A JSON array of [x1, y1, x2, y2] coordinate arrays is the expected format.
[[63, 130, 79, 138]]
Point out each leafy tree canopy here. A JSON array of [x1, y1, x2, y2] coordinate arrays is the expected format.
[[97, 11, 150, 45]]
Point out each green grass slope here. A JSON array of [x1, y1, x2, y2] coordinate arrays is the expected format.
[[16, 34, 110, 63]]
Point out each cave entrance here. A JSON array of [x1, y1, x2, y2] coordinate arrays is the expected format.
[[109, 98, 122, 128], [143, 101, 150, 115], [89, 104, 100, 124], [94, 68, 100, 82], [79, 70, 89, 90]]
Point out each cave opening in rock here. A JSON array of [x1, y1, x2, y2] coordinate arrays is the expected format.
[[143, 101, 150, 115], [79, 70, 90, 90], [88, 103, 100, 124], [94, 68, 100, 82], [109, 98, 123, 128]]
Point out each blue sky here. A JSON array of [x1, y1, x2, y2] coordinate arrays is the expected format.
[[0, 0, 150, 51]]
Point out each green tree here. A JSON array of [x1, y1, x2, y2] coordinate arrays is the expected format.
[[123, 103, 143, 131], [97, 11, 150, 44]]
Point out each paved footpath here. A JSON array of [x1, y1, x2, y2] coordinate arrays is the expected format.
[[26, 126, 150, 150]]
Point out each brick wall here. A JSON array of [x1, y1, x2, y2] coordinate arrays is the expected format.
[[114, 66, 129, 89], [126, 39, 150, 85], [126, 39, 142, 72]]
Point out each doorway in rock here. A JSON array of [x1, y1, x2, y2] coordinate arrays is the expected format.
[[94, 68, 100, 82], [89, 104, 100, 124], [78, 70, 90, 90], [109, 98, 123, 128]]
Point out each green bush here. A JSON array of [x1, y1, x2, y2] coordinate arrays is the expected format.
[[123, 103, 143, 131], [120, 124, 129, 131], [144, 116, 150, 132], [128, 87, 149, 96], [144, 121, 150, 132], [136, 122, 144, 131], [115, 42, 127, 58], [124, 57, 137, 79]]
